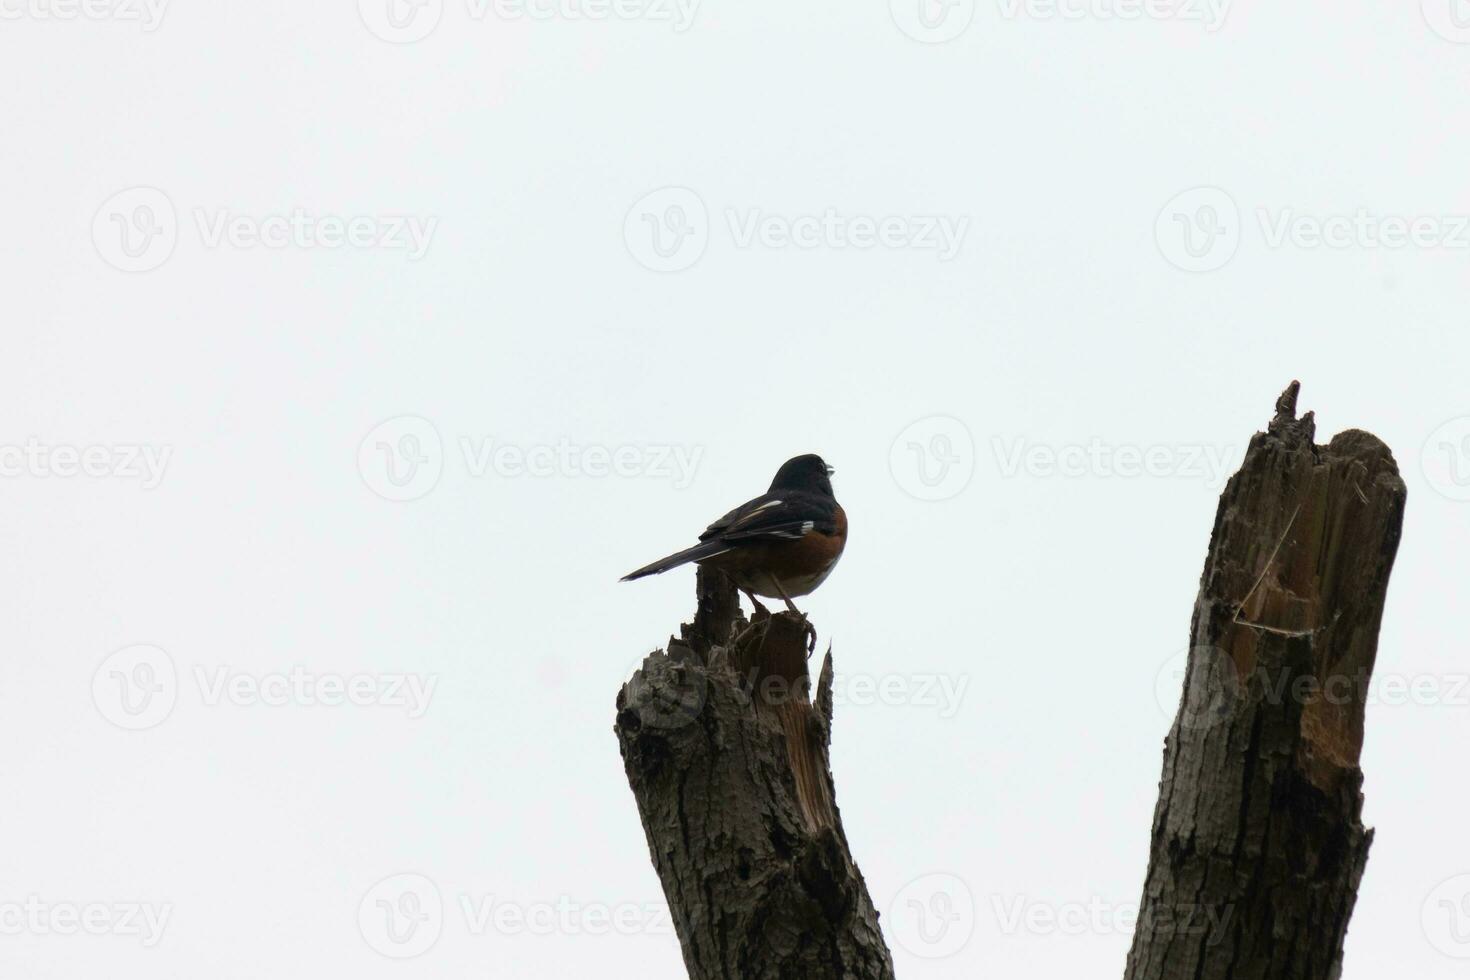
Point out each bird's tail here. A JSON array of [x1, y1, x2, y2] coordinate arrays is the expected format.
[[620, 540, 729, 582]]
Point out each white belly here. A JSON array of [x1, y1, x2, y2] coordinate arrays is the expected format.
[[741, 553, 841, 599]]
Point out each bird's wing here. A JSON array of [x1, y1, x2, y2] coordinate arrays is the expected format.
[[700, 491, 837, 542]]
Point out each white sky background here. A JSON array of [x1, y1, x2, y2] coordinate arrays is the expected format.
[[1, 1, 1469, 977]]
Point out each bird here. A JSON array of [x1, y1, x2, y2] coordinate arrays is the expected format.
[[620, 454, 847, 618]]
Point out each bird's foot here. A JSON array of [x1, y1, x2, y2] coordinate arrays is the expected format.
[[742, 590, 771, 620], [774, 594, 815, 654]]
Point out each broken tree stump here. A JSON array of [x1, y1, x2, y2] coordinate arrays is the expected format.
[[615, 567, 895, 980], [1125, 382, 1407, 980]]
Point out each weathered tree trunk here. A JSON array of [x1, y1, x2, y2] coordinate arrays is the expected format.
[[1125, 382, 1407, 980], [615, 567, 895, 980]]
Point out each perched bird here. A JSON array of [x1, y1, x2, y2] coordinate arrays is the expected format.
[[620, 454, 847, 616]]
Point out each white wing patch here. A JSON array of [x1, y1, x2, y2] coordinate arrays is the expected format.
[[732, 500, 782, 527], [769, 521, 815, 539]]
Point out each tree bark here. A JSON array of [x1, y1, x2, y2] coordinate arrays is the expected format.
[[615, 567, 895, 980], [1125, 382, 1407, 980]]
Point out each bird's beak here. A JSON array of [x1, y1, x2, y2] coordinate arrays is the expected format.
[[825, 464, 836, 476]]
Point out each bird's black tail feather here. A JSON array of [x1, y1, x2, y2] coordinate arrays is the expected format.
[[620, 540, 729, 582]]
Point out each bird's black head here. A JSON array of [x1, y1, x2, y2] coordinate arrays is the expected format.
[[769, 454, 836, 497]]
